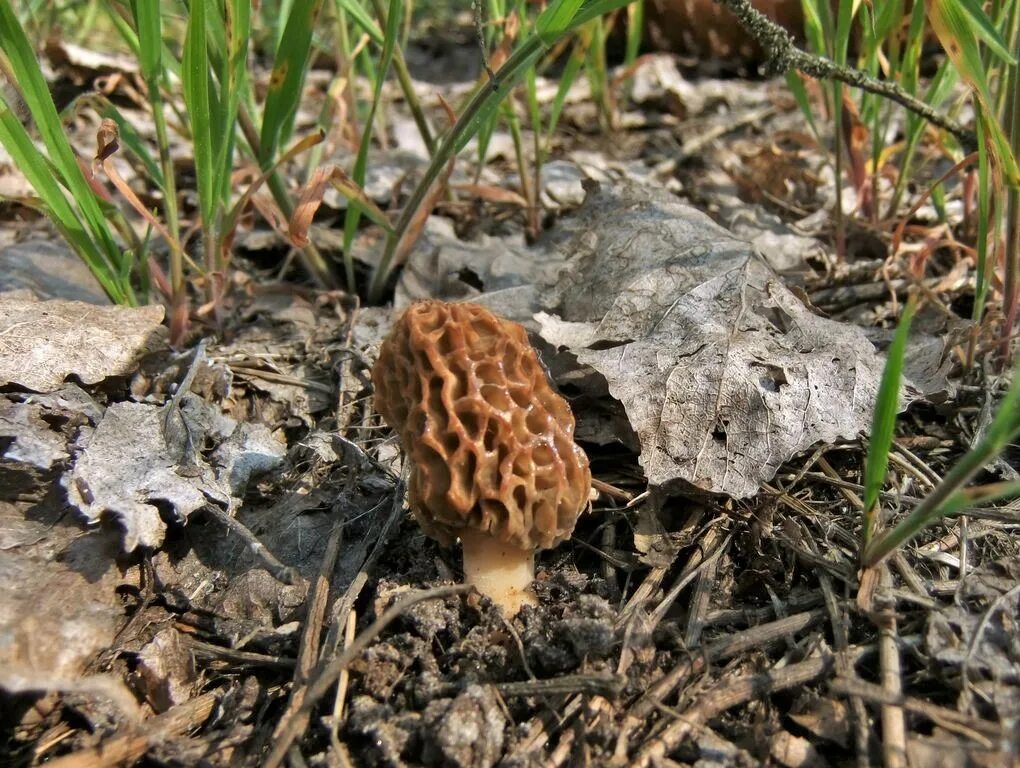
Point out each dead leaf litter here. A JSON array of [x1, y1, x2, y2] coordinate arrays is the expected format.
[[1, 36, 1018, 768]]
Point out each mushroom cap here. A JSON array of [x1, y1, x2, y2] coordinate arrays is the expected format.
[[373, 300, 591, 551]]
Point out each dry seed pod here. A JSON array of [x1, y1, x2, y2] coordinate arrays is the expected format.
[[373, 300, 591, 615]]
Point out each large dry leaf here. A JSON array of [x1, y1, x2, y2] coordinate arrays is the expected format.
[[536, 183, 897, 498], [0, 294, 166, 392]]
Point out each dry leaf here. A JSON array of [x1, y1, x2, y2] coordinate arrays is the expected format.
[[137, 628, 198, 712], [536, 183, 900, 497], [0, 500, 125, 697], [0, 294, 165, 393], [63, 396, 283, 551]]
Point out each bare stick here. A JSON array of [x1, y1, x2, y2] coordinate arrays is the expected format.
[[43, 692, 217, 768], [878, 567, 907, 768], [633, 655, 836, 768], [830, 677, 1001, 746], [200, 503, 301, 585]]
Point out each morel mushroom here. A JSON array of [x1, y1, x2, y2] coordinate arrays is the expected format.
[[372, 300, 592, 615]]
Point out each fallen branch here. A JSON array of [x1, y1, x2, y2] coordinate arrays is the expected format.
[[713, 0, 977, 151]]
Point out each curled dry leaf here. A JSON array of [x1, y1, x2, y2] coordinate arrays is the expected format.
[[536, 183, 901, 498]]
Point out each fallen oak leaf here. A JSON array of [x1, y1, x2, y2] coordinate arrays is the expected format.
[[536, 182, 914, 498]]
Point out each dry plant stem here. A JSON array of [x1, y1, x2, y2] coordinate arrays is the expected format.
[[321, 473, 408, 654], [183, 638, 296, 670], [272, 524, 344, 743], [612, 609, 827, 760], [635, 608, 827, 720], [878, 567, 907, 768], [684, 541, 721, 648], [633, 654, 837, 768], [201, 503, 300, 585], [264, 584, 472, 768], [648, 526, 731, 628], [43, 691, 217, 768], [712, 0, 976, 151], [329, 609, 358, 761], [459, 528, 538, 614], [797, 518, 871, 768], [829, 677, 1001, 745]]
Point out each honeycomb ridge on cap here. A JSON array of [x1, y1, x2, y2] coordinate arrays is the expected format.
[[373, 300, 591, 551]]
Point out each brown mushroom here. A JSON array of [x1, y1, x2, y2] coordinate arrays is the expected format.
[[372, 300, 592, 615]]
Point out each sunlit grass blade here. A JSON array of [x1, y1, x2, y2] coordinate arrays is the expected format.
[[259, 0, 323, 168], [0, 3, 126, 260], [334, 0, 383, 44], [218, 0, 250, 208], [182, 0, 216, 229], [974, 118, 992, 326], [340, 0, 402, 293], [367, 0, 634, 302], [125, 1, 158, 80], [0, 107, 128, 303], [0, 0, 133, 303], [537, 0, 585, 40], [861, 364, 1020, 567], [927, 0, 1020, 185], [624, 0, 642, 66], [547, 40, 585, 143], [940, 478, 1020, 518], [861, 298, 917, 547], [957, 0, 1016, 60]]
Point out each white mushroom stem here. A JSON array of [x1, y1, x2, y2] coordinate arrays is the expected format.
[[458, 528, 538, 616]]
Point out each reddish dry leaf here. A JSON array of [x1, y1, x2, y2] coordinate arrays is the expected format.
[[452, 183, 529, 208], [227, 130, 325, 250], [290, 165, 393, 248]]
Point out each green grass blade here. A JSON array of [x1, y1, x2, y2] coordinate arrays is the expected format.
[[928, 0, 1020, 184], [368, 0, 633, 301], [341, 0, 402, 292], [334, 0, 384, 44], [624, 0, 643, 66], [0, 106, 127, 303], [974, 117, 991, 322], [958, 0, 1016, 62], [259, 0, 324, 168], [0, 0, 127, 276], [537, 0, 584, 41], [182, 0, 216, 227], [129, 0, 161, 82], [217, 0, 250, 206], [785, 71, 821, 141], [547, 41, 585, 141], [861, 298, 917, 547], [862, 364, 1020, 566]]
